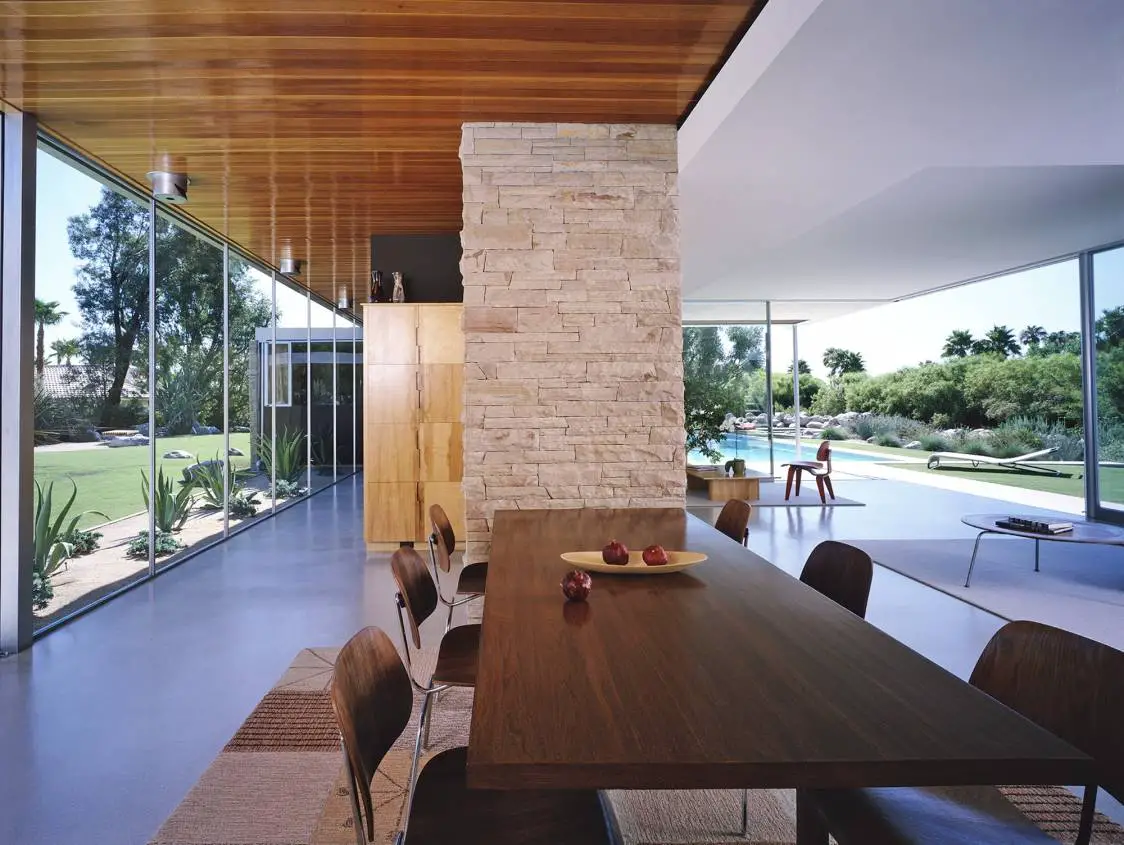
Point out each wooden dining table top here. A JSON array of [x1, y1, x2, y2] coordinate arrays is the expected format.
[[466, 507, 1092, 791]]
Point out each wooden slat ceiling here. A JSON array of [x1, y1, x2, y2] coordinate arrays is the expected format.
[[0, 0, 762, 299]]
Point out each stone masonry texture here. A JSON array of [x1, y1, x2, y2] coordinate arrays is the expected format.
[[460, 122, 685, 560]]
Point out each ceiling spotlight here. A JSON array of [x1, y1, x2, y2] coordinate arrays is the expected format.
[[146, 171, 189, 204], [279, 258, 303, 275]]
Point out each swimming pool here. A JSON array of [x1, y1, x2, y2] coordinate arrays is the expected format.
[[688, 433, 887, 465]]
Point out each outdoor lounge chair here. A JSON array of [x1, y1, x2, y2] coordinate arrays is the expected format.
[[926, 446, 1061, 475]]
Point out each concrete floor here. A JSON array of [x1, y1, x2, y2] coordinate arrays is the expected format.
[[0, 473, 1116, 844]]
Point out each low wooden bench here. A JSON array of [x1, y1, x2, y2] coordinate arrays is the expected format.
[[686, 466, 761, 501]]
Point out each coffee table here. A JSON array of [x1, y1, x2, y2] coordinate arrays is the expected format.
[[961, 513, 1124, 587]]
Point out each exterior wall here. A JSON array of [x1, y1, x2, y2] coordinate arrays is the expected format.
[[459, 122, 685, 560]]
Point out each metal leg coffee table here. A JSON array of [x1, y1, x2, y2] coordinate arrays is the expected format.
[[961, 514, 1124, 587]]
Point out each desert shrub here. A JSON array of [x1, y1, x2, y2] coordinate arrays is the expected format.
[[918, 433, 954, 452], [810, 381, 847, 416], [988, 424, 1044, 457], [258, 428, 307, 484], [126, 530, 184, 559], [228, 490, 261, 518], [33, 479, 108, 610], [1098, 421, 1124, 462], [822, 427, 849, 441], [930, 412, 952, 430], [958, 438, 992, 456], [62, 528, 102, 556], [191, 456, 252, 510], [270, 479, 306, 499], [874, 432, 902, 448]]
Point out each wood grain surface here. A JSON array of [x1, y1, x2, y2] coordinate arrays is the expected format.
[[0, 1, 764, 298], [467, 508, 1092, 791]]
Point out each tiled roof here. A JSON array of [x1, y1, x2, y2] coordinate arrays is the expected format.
[[37, 365, 146, 400]]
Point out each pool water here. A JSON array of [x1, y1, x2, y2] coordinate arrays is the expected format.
[[688, 433, 887, 465]]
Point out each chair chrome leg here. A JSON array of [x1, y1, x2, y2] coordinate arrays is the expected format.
[[423, 687, 437, 749], [741, 788, 749, 836], [402, 692, 432, 842], [964, 531, 986, 587], [1034, 538, 1040, 572]]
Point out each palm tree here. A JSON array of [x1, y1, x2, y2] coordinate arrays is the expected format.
[[49, 338, 80, 366], [1019, 325, 1046, 349], [34, 299, 67, 375], [822, 347, 866, 377], [982, 325, 1020, 358], [942, 329, 974, 358]]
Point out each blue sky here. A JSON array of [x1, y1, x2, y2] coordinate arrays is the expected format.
[[37, 148, 1124, 377]]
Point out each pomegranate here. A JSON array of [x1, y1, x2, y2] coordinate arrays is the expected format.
[[601, 539, 629, 565], [561, 569, 593, 602], [642, 544, 669, 566]]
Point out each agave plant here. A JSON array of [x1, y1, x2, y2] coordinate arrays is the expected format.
[[257, 428, 307, 484], [33, 479, 108, 609], [141, 467, 196, 533], [190, 454, 246, 511]]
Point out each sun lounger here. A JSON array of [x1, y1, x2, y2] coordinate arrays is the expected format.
[[926, 447, 1061, 475]]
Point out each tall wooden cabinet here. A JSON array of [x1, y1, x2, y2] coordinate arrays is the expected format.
[[363, 303, 464, 547]]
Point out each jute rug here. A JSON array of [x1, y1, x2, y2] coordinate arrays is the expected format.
[[149, 648, 1124, 845]]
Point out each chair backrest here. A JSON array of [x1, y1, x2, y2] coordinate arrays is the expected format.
[[799, 541, 873, 619], [330, 626, 413, 843], [429, 503, 456, 573], [969, 620, 1124, 806], [816, 440, 831, 463], [715, 499, 752, 545], [390, 547, 438, 649]]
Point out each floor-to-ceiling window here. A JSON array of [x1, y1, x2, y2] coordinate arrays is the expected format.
[[1091, 245, 1124, 515], [32, 148, 152, 629], [16, 135, 361, 639]]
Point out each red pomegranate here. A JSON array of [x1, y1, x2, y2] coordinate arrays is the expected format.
[[642, 544, 669, 566], [561, 569, 593, 602], [602, 539, 629, 565]]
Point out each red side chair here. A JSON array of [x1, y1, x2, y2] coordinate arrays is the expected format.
[[781, 440, 835, 503]]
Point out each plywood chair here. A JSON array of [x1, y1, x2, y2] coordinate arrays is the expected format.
[[800, 621, 1124, 845], [714, 499, 752, 546], [390, 547, 480, 810], [331, 626, 611, 845], [741, 540, 873, 834], [782, 440, 835, 503], [799, 541, 873, 619], [428, 503, 488, 630]]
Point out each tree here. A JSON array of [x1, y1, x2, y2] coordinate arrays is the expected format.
[[1096, 306, 1124, 351], [822, 347, 866, 377], [49, 338, 80, 365], [1041, 330, 1081, 356], [942, 329, 974, 358], [683, 326, 763, 461], [1019, 325, 1046, 349], [68, 189, 150, 423], [786, 359, 811, 375], [979, 325, 1020, 358], [34, 299, 67, 374]]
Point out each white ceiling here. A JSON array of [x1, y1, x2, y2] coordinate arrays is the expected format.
[[679, 0, 1124, 324]]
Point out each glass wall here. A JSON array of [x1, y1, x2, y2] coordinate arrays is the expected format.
[[1092, 246, 1124, 513], [31, 148, 152, 629], [24, 138, 360, 635]]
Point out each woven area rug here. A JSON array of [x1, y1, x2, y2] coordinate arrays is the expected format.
[[150, 648, 1124, 845]]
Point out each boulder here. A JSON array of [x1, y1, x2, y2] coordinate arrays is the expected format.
[[228, 447, 245, 457], [105, 434, 148, 448], [865, 436, 876, 443], [806, 420, 825, 430], [754, 413, 769, 424], [182, 459, 223, 483], [971, 428, 994, 438], [903, 440, 923, 450], [162, 449, 194, 459]]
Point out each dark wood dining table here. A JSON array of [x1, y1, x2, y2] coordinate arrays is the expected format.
[[466, 507, 1092, 842]]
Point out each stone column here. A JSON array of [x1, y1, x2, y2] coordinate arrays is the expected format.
[[459, 122, 684, 560]]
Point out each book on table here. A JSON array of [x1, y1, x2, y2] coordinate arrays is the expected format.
[[998, 517, 1074, 534]]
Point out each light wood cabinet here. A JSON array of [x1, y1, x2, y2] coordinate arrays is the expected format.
[[363, 304, 464, 547]]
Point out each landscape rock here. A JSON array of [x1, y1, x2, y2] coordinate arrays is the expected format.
[[182, 459, 223, 483], [228, 447, 244, 456], [162, 450, 194, 459], [806, 420, 824, 430], [903, 441, 923, 449]]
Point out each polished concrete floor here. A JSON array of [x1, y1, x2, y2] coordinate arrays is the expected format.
[[0, 474, 1117, 844]]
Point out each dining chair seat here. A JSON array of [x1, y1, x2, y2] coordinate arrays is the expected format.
[[805, 784, 1057, 845], [406, 746, 611, 845], [456, 561, 489, 596], [433, 623, 480, 687]]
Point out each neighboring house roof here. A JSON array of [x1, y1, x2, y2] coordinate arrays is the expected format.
[[38, 364, 147, 400]]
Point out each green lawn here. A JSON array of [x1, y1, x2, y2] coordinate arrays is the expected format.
[[34, 433, 254, 528], [887, 461, 1124, 502]]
